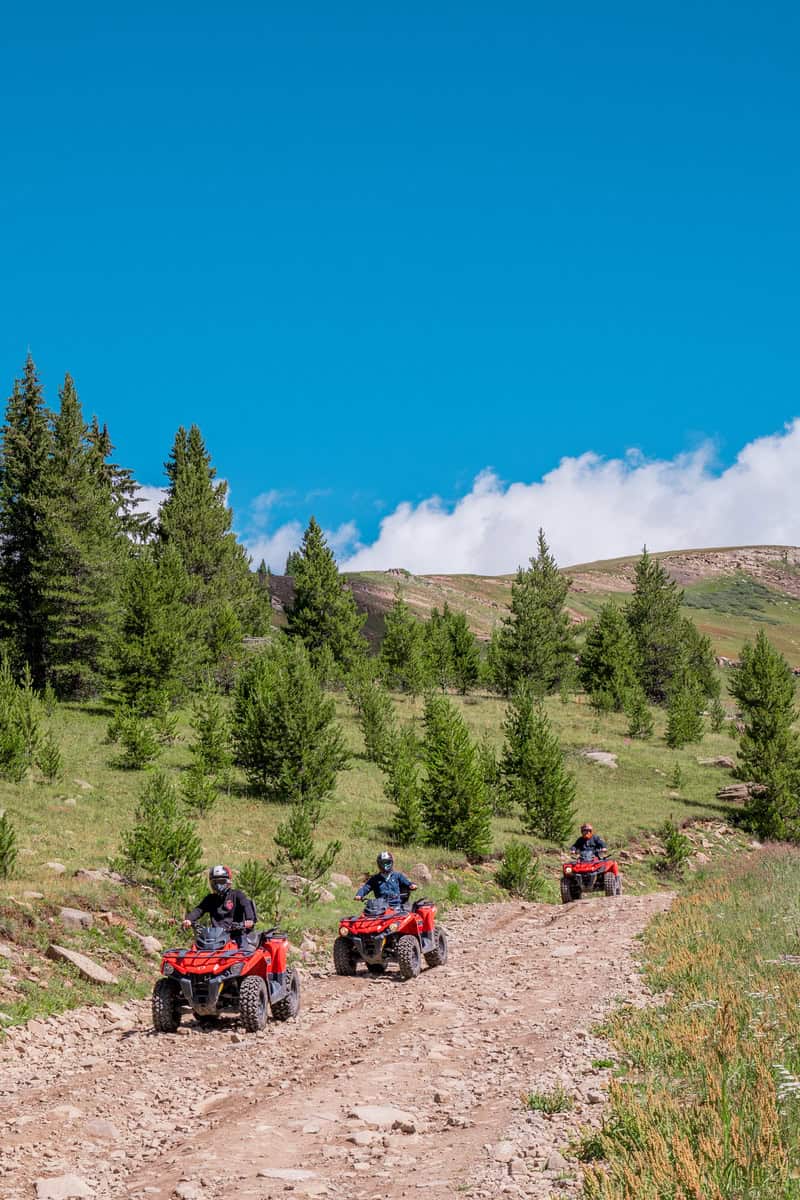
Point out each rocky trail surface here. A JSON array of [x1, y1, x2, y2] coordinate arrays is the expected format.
[[0, 894, 671, 1200]]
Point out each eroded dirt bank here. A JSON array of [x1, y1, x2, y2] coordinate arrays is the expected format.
[[0, 893, 671, 1200]]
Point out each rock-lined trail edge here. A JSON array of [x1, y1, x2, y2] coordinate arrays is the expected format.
[[1, 893, 671, 1200]]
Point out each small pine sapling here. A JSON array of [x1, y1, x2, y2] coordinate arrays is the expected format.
[[35, 732, 63, 782], [387, 727, 423, 845], [117, 714, 162, 770], [496, 841, 545, 901], [0, 810, 18, 879]]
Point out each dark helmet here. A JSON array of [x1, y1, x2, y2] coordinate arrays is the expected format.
[[209, 864, 232, 894], [377, 851, 394, 875]]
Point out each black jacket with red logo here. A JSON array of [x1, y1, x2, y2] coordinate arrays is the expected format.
[[185, 888, 256, 929]]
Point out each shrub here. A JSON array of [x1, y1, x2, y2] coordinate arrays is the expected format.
[[497, 841, 546, 900], [35, 732, 63, 782], [0, 810, 18, 879], [150, 692, 179, 746], [524, 1084, 573, 1113], [708, 696, 726, 732], [655, 818, 692, 875], [0, 660, 42, 781], [181, 761, 219, 814], [117, 714, 161, 770]]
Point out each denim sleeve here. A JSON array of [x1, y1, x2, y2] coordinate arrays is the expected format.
[[356, 878, 372, 898], [397, 872, 413, 888]]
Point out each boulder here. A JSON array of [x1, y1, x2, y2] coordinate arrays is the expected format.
[[45, 861, 66, 874], [46, 944, 118, 985], [316, 888, 336, 904], [59, 907, 94, 930], [494, 1141, 515, 1163], [581, 749, 618, 769], [73, 779, 93, 790], [546, 1151, 570, 1171], [0, 941, 16, 960], [698, 756, 735, 769], [35, 1178, 93, 1200], [329, 872, 353, 888], [413, 862, 432, 883], [83, 1118, 120, 1141], [132, 932, 162, 956], [23, 890, 44, 899]]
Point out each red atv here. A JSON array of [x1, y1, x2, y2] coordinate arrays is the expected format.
[[333, 895, 448, 979], [152, 923, 300, 1032], [561, 850, 622, 903]]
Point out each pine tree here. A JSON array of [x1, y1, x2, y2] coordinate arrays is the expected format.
[[729, 631, 800, 839], [117, 771, 203, 906], [346, 667, 398, 768], [447, 608, 481, 694], [387, 727, 423, 845], [159, 424, 267, 660], [665, 682, 704, 748], [494, 530, 576, 696], [625, 686, 654, 738], [420, 694, 492, 856], [189, 683, 232, 775], [42, 375, 127, 697], [0, 809, 18, 879], [380, 590, 429, 695], [286, 517, 367, 671], [110, 546, 195, 712], [580, 601, 640, 711], [500, 688, 575, 843], [0, 356, 52, 685], [625, 549, 685, 703], [424, 606, 454, 690], [285, 549, 303, 576], [232, 636, 350, 803]]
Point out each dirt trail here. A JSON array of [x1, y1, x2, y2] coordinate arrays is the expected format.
[[0, 893, 671, 1200]]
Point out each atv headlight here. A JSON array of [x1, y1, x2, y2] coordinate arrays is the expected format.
[[388, 922, 399, 932], [564, 866, 573, 875], [162, 962, 174, 975], [339, 926, 349, 937]]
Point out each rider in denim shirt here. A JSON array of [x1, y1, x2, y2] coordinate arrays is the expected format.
[[355, 851, 417, 906]]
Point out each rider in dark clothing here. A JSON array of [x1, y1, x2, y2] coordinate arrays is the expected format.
[[570, 823, 607, 856], [183, 865, 256, 934], [355, 851, 416, 907]]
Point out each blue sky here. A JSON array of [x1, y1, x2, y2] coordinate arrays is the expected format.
[[2, 3, 798, 571]]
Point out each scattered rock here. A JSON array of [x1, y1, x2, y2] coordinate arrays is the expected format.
[[0, 940, 16, 960], [46, 944, 118, 985], [546, 1150, 570, 1171], [694, 852, 711, 865], [413, 863, 432, 883], [173, 1185, 203, 1200], [35, 1177, 94, 1199], [348, 1104, 416, 1129], [329, 872, 353, 888], [45, 861, 66, 874], [23, 890, 44, 899], [494, 1141, 515, 1163], [698, 756, 735, 769], [581, 749, 618, 768], [50, 1105, 83, 1121], [83, 1117, 120, 1141], [133, 932, 163, 956], [300, 937, 317, 953], [748, 840, 763, 850], [317, 888, 336, 904], [717, 782, 766, 801], [257, 1168, 318, 1182], [59, 907, 94, 930], [551, 946, 578, 958], [73, 779, 94, 790], [586, 1089, 605, 1104]]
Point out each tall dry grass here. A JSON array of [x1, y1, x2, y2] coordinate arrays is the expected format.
[[584, 847, 800, 1199]]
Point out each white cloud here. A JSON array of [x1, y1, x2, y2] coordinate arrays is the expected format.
[[339, 420, 800, 574], [135, 485, 167, 521]]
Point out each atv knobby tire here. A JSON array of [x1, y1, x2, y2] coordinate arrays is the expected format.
[[397, 935, 422, 980], [560, 878, 575, 904], [239, 976, 268, 1032], [424, 926, 449, 968], [152, 978, 182, 1033], [604, 873, 621, 897], [271, 966, 300, 1021], [333, 936, 357, 975]]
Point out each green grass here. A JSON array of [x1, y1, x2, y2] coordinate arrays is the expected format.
[[524, 1083, 574, 1113], [583, 848, 800, 1200]]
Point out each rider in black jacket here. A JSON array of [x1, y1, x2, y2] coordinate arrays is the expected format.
[[183, 865, 256, 935]]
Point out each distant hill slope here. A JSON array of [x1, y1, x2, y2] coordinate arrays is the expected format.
[[270, 545, 800, 664]]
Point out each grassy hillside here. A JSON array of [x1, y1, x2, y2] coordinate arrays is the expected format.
[[329, 545, 800, 663], [0, 687, 753, 1029]]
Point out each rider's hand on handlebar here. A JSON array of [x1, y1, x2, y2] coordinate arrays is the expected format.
[[182, 919, 192, 929], [244, 920, 254, 930]]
